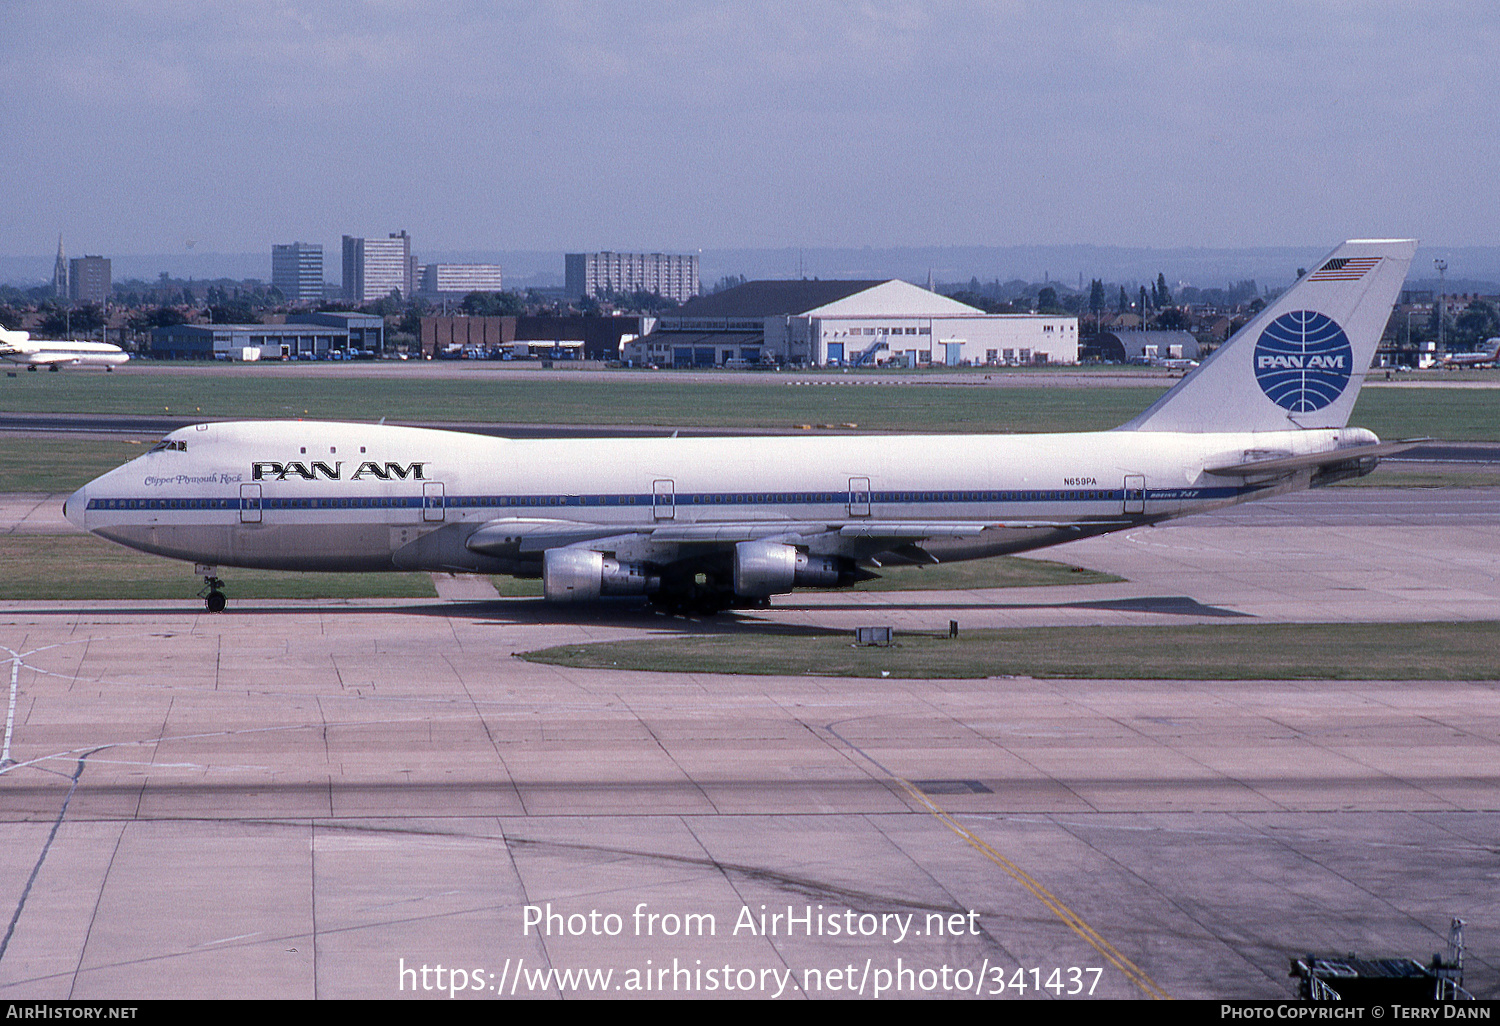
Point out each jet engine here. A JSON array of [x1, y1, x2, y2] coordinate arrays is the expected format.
[[732, 540, 842, 597], [543, 548, 659, 602]]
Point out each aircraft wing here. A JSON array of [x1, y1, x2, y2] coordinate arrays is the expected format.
[[836, 520, 1128, 536], [1204, 439, 1428, 477], [656, 519, 1122, 543], [465, 518, 637, 554], [465, 516, 1129, 558]]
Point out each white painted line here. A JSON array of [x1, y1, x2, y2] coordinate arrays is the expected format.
[[2, 647, 17, 766]]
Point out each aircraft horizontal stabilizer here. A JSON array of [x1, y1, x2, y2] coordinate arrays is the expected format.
[[1204, 439, 1427, 477]]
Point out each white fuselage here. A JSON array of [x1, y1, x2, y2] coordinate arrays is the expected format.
[[0, 334, 130, 368], [1441, 351, 1500, 368], [64, 420, 1369, 576]]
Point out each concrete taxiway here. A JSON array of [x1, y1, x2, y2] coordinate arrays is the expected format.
[[0, 488, 1497, 1000]]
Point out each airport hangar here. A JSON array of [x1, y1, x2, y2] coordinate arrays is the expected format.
[[149, 312, 386, 360], [1088, 329, 1203, 364], [622, 279, 1079, 368]]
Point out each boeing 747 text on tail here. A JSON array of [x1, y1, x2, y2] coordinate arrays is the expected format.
[[65, 239, 1416, 614]]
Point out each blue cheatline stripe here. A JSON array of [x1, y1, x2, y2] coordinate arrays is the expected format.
[[87, 485, 1256, 513]]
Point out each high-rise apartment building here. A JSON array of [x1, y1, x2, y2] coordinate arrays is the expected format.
[[565, 252, 699, 304], [68, 256, 111, 304], [419, 264, 505, 296], [342, 231, 414, 301], [272, 243, 324, 304]]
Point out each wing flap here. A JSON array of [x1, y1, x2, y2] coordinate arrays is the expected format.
[[467, 516, 1135, 558], [648, 522, 829, 543], [842, 520, 1129, 537], [466, 518, 638, 556]]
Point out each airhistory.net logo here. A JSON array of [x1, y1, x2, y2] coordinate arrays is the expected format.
[[1253, 310, 1353, 413]]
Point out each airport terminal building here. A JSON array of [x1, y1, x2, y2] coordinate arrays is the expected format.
[[622, 279, 1078, 367]]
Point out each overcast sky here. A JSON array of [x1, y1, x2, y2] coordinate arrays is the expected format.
[[2, 1, 1495, 259]]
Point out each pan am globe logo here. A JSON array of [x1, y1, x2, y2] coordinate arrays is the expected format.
[[1253, 310, 1353, 412]]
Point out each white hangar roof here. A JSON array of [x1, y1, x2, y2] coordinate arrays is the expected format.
[[800, 279, 983, 318], [667, 279, 981, 321]]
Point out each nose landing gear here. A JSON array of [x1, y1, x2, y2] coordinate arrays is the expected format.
[[196, 564, 227, 612]]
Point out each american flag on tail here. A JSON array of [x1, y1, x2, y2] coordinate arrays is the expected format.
[[1307, 256, 1382, 281]]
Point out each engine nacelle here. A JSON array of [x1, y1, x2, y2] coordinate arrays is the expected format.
[[543, 548, 658, 602], [733, 541, 844, 596]]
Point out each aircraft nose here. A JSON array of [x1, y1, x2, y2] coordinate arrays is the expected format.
[[64, 484, 90, 532]]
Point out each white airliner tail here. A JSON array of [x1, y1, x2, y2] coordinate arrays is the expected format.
[[1120, 239, 1416, 433]]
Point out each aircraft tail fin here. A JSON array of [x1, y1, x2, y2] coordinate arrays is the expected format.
[[1118, 239, 1416, 433]]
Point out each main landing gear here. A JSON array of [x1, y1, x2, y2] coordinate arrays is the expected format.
[[647, 585, 771, 617], [197, 564, 227, 612]]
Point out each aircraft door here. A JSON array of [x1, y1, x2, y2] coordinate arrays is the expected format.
[[423, 482, 446, 522], [848, 476, 871, 517], [1123, 474, 1145, 515], [240, 484, 262, 524], [653, 479, 675, 520]]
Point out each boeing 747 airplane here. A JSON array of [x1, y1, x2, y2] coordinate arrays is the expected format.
[[1, 329, 130, 372], [65, 239, 1416, 614]]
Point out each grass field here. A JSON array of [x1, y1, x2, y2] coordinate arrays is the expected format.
[[1342, 467, 1500, 488], [0, 373, 1157, 430], [522, 621, 1500, 680], [0, 534, 1106, 601], [0, 437, 157, 492], [1, 370, 1496, 438], [0, 534, 438, 601], [854, 555, 1119, 590]]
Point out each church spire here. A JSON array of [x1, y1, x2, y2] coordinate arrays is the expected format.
[[53, 234, 68, 298]]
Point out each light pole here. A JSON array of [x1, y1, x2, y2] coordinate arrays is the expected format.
[[1434, 258, 1448, 357]]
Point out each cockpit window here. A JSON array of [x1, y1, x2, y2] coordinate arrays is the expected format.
[[149, 438, 188, 453]]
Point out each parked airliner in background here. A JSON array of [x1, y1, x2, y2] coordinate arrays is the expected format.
[[1441, 337, 1500, 369], [0, 329, 129, 372], [66, 239, 1417, 614]]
